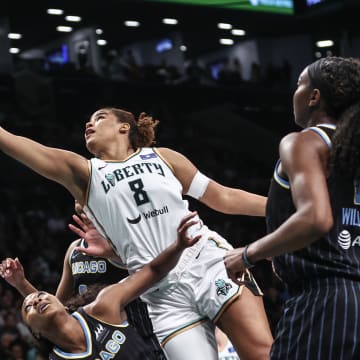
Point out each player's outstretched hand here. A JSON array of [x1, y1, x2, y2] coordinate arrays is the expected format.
[[68, 213, 117, 259], [176, 211, 202, 249], [0, 257, 25, 288]]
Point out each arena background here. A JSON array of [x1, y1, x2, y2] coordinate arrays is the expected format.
[[0, 0, 360, 358]]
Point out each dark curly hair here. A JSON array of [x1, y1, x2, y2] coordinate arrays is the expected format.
[[308, 56, 360, 178], [105, 107, 160, 149], [65, 283, 108, 312]]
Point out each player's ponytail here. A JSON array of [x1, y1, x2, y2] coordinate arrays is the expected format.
[[307, 57, 360, 179], [330, 101, 360, 179], [109, 107, 159, 148], [132, 112, 159, 148]]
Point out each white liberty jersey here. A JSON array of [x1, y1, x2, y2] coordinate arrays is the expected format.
[[84, 147, 206, 275]]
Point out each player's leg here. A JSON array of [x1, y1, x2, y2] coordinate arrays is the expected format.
[[162, 320, 218, 360], [192, 235, 273, 360], [144, 280, 219, 360], [216, 286, 273, 360]]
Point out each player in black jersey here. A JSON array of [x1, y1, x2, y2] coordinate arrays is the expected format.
[[61, 238, 166, 360], [225, 56, 360, 359], [1, 212, 200, 360], [0, 200, 166, 359]]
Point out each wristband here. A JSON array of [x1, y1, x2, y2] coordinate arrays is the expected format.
[[242, 245, 255, 269]]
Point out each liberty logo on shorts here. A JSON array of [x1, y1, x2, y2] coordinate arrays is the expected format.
[[215, 279, 232, 296]]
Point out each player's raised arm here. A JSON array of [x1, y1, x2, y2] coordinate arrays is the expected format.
[[0, 127, 89, 201], [85, 212, 201, 323], [0, 257, 37, 297], [157, 147, 267, 217]]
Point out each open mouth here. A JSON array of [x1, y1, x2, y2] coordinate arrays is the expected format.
[[85, 129, 95, 138], [38, 303, 49, 314]]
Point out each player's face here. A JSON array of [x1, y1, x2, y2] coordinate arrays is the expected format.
[[22, 291, 65, 336], [84, 109, 121, 155], [293, 67, 313, 128]]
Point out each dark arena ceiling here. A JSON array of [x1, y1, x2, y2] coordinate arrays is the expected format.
[[3, 0, 360, 58]]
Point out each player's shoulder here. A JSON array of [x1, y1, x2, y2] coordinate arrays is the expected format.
[[280, 129, 324, 152], [67, 238, 82, 254], [70, 238, 83, 247]]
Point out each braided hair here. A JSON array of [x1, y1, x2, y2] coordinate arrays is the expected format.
[[307, 57, 360, 178]]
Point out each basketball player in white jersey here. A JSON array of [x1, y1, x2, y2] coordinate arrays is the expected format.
[[0, 108, 273, 359]]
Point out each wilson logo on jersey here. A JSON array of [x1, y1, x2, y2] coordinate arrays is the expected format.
[[337, 229, 360, 249]]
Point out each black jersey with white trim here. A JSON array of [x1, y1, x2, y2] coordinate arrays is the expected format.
[[69, 240, 164, 355], [49, 308, 156, 360], [70, 239, 128, 296], [266, 124, 360, 287]]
